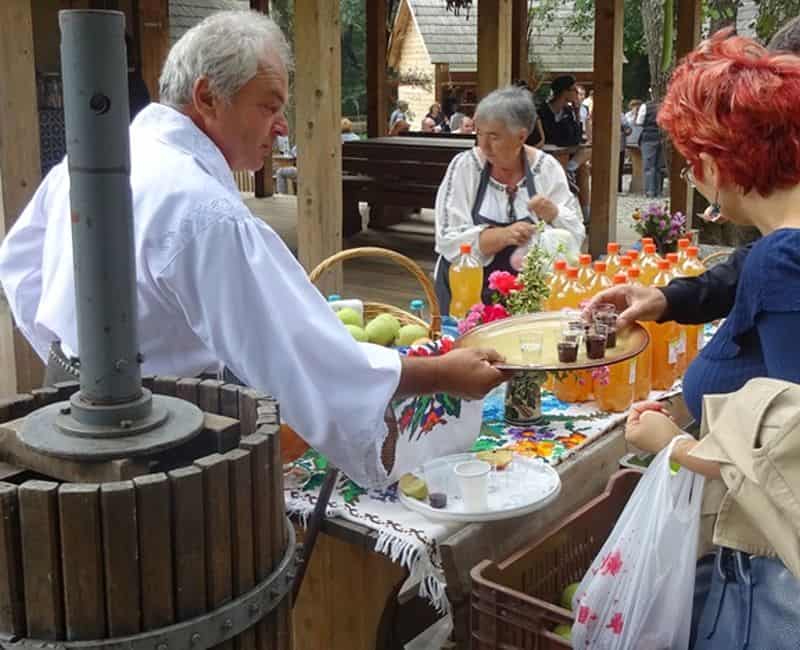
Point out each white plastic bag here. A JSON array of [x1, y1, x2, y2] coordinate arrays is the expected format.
[[571, 437, 705, 650]]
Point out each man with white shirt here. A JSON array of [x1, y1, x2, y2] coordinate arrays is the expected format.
[[0, 10, 508, 488]]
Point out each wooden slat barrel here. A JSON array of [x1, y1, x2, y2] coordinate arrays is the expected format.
[[0, 377, 293, 650]]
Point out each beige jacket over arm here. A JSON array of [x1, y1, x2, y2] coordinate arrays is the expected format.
[[691, 377, 800, 577]]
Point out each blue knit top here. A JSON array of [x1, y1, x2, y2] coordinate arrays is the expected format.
[[683, 228, 800, 421]]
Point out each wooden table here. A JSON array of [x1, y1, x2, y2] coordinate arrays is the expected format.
[[290, 392, 691, 649]]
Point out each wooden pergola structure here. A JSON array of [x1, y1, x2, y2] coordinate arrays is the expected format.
[[1, 0, 702, 390]]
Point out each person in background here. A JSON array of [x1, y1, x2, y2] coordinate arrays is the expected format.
[[389, 100, 409, 131], [425, 102, 449, 132], [340, 117, 360, 142], [452, 116, 475, 135], [389, 119, 410, 136], [421, 116, 438, 133], [625, 98, 643, 147], [0, 11, 510, 488], [636, 91, 664, 198], [433, 86, 584, 314], [576, 85, 592, 142], [125, 32, 150, 120], [619, 110, 632, 193], [587, 15, 800, 331]]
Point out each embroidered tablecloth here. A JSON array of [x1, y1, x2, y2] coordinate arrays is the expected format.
[[285, 379, 683, 612]]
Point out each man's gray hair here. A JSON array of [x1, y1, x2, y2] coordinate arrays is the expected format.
[[159, 10, 293, 108], [474, 86, 537, 136]]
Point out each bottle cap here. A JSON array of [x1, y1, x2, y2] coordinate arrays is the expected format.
[[628, 267, 641, 278], [566, 267, 579, 278], [658, 259, 670, 269], [327, 294, 342, 302], [626, 250, 640, 261], [579, 254, 592, 265], [607, 242, 620, 254], [620, 256, 632, 268], [409, 299, 425, 310], [644, 244, 657, 254], [641, 237, 654, 246], [678, 238, 690, 249], [459, 243, 472, 254], [687, 246, 700, 257], [666, 253, 679, 264], [613, 273, 627, 285], [554, 259, 567, 270], [593, 261, 607, 272]]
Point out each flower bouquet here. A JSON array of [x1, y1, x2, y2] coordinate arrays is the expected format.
[[631, 203, 687, 255], [457, 242, 554, 424]]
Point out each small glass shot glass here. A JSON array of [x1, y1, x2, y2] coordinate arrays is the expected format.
[[518, 332, 544, 364], [594, 312, 618, 348], [557, 336, 579, 363], [585, 324, 608, 359]]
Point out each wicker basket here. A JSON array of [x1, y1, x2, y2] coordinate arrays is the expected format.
[[470, 470, 642, 649], [308, 246, 442, 339]]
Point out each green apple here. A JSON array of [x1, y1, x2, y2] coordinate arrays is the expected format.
[[366, 317, 398, 346], [345, 324, 368, 342], [395, 324, 429, 347], [553, 624, 572, 641], [560, 582, 579, 610], [337, 307, 363, 328]]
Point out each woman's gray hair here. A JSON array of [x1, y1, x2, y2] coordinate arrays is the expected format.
[[474, 86, 537, 136], [159, 10, 293, 108]]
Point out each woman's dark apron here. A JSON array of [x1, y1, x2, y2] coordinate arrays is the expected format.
[[435, 151, 537, 316]]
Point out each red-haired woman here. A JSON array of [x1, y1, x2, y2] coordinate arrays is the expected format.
[[617, 30, 800, 648]]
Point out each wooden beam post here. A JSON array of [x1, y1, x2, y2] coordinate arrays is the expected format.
[[434, 64, 449, 108], [367, 0, 388, 138], [477, 0, 513, 99], [0, 1, 44, 395], [250, 0, 273, 198], [295, 0, 343, 296], [511, 0, 529, 83], [137, 0, 170, 101], [669, 0, 702, 227], [588, 0, 625, 258]]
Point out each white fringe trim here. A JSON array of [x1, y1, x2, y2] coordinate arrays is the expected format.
[[286, 497, 451, 614]]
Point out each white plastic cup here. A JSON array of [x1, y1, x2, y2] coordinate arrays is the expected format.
[[454, 460, 491, 511]]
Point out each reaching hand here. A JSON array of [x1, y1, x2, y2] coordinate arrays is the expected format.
[[527, 195, 559, 223], [625, 402, 682, 454], [583, 284, 668, 329], [436, 348, 513, 400], [504, 221, 537, 247]]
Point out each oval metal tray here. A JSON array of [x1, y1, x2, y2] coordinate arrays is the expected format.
[[456, 311, 649, 372]]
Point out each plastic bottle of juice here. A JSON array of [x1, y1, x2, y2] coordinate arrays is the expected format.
[[605, 242, 622, 277], [665, 255, 689, 374], [544, 259, 568, 310], [618, 256, 633, 276], [448, 243, 483, 319], [552, 269, 592, 402], [625, 249, 640, 266], [594, 357, 635, 413], [623, 268, 651, 399], [577, 254, 595, 289], [647, 260, 681, 389], [641, 237, 654, 247], [587, 261, 613, 297], [680, 246, 707, 365], [677, 238, 691, 265], [639, 243, 662, 286]]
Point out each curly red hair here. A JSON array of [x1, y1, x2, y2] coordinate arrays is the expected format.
[[658, 29, 800, 196]]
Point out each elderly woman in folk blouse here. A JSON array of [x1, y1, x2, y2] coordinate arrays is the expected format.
[[434, 86, 585, 315]]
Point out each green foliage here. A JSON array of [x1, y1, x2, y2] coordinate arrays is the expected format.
[[506, 226, 552, 315], [753, 0, 800, 43]]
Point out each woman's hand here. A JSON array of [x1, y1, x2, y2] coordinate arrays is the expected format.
[[625, 402, 682, 454], [527, 196, 559, 223], [504, 221, 537, 246]]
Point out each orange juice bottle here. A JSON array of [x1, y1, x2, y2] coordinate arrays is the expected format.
[[594, 358, 636, 412], [552, 269, 592, 402], [545, 259, 568, 309], [619, 255, 633, 276], [665, 254, 689, 374], [605, 242, 622, 277], [577, 254, 595, 289], [448, 243, 483, 319], [639, 243, 662, 286], [587, 261, 613, 297], [677, 238, 691, 265], [625, 269, 653, 400], [625, 249, 640, 267], [641, 237, 654, 247], [680, 246, 707, 366], [647, 260, 681, 389]]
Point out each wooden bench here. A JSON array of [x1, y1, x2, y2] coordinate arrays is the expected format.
[[342, 136, 474, 236]]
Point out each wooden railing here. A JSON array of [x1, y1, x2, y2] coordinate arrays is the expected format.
[[233, 170, 255, 193]]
